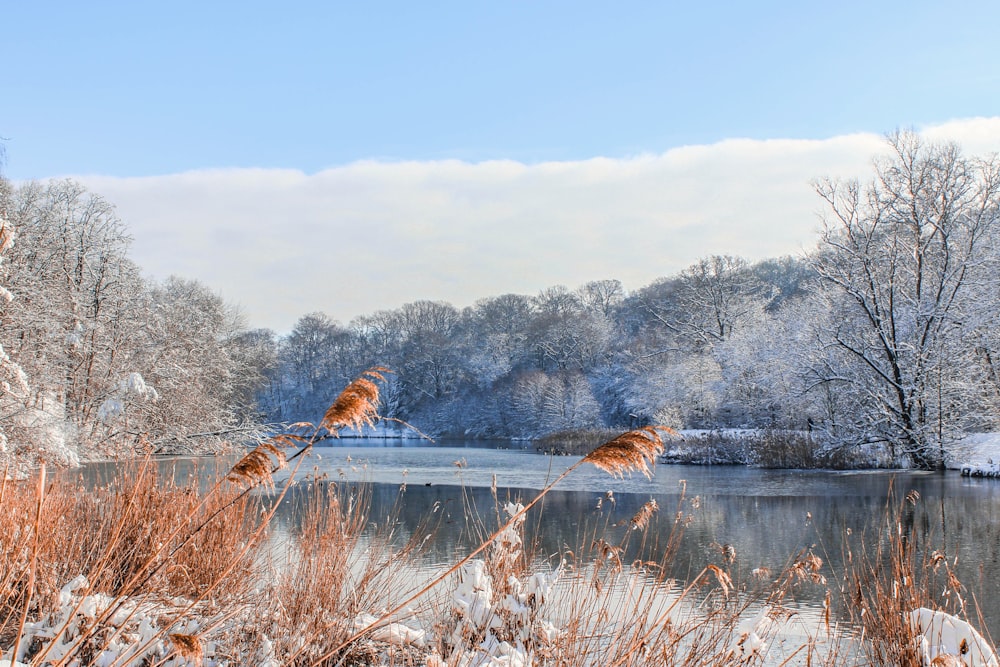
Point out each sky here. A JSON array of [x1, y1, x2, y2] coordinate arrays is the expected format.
[[3, 1, 1000, 332]]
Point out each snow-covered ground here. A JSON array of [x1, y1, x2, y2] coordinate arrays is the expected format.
[[952, 433, 1000, 476]]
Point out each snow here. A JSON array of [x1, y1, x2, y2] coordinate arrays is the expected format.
[[354, 613, 426, 647], [729, 607, 773, 658], [336, 421, 415, 439], [65, 322, 84, 346], [443, 501, 562, 667], [5, 574, 211, 666], [97, 398, 125, 422], [952, 433, 1000, 476], [909, 607, 1000, 666], [97, 373, 159, 423], [121, 372, 157, 399]]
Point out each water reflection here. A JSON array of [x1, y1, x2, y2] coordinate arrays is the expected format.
[[68, 443, 1000, 643]]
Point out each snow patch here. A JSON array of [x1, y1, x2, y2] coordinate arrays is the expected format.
[[121, 372, 158, 399], [354, 613, 426, 647], [909, 607, 999, 666], [954, 433, 1000, 476], [6, 574, 196, 665], [97, 398, 125, 422]]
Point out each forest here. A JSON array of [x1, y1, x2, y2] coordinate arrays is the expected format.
[[2, 131, 999, 472]]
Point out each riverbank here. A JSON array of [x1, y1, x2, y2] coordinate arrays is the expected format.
[[279, 418, 1000, 475], [535, 428, 874, 469], [534, 428, 1000, 473]]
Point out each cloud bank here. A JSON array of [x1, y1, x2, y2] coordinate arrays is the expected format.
[[77, 118, 1000, 332]]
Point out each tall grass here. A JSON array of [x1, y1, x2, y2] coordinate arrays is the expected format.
[[1, 368, 996, 665], [0, 458, 266, 665], [837, 487, 996, 666]]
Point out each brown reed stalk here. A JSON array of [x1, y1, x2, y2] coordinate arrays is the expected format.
[[21, 462, 247, 666], [18, 368, 390, 665], [130, 370, 388, 595], [102, 369, 390, 664], [8, 463, 44, 666], [835, 484, 995, 667]]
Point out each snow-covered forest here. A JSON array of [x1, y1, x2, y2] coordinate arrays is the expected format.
[[0, 179, 272, 472], [3, 132, 999, 471]]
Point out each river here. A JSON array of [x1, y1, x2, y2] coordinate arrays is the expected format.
[[78, 437, 1000, 648]]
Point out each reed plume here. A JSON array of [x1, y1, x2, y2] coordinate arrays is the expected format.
[[319, 367, 388, 434], [168, 633, 204, 666], [226, 367, 389, 490], [629, 498, 659, 531], [584, 426, 675, 480], [227, 440, 287, 488]]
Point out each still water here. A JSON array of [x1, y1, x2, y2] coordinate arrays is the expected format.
[[80, 438, 1000, 642], [300, 439, 1000, 640]]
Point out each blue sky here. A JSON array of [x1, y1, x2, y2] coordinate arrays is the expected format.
[[6, 1, 998, 178], [3, 2, 1000, 330]]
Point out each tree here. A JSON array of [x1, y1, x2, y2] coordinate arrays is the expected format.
[[670, 255, 768, 349], [393, 300, 466, 420], [227, 327, 280, 423], [577, 279, 624, 318], [278, 312, 350, 418], [626, 256, 771, 427], [0, 180, 38, 470], [1, 180, 148, 457], [135, 276, 263, 453], [510, 370, 601, 436], [466, 293, 535, 384], [810, 131, 1000, 469]]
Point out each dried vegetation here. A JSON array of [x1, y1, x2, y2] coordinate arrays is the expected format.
[[1, 369, 996, 665]]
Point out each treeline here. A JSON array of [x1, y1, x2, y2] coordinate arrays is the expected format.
[[259, 133, 1000, 470], [0, 179, 271, 472], [2, 132, 999, 471]]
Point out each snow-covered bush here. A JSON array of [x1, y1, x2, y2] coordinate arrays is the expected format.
[[441, 502, 561, 667]]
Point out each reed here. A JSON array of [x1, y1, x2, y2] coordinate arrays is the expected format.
[[837, 486, 996, 666], [2, 369, 997, 666]]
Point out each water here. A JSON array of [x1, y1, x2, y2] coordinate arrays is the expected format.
[[75, 439, 1000, 645], [295, 440, 1000, 639]]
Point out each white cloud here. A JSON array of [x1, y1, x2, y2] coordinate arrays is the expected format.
[[76, 118, 1000, 332]]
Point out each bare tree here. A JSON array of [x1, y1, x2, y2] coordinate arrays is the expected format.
[[136, 276, 261, 453], [0, 178, 37, 471], [810, 131, 1000, 469], [577, 279, 624, 318]]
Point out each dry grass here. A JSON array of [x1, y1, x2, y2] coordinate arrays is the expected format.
[[837, 486, 994, 667], [0, 459, 265, 664], [661, 429, 870, 469], [534, 428, 624, 455], [259, 479, 440, 665], [0, 367, 392, 665], [2, 369, 997, 665]]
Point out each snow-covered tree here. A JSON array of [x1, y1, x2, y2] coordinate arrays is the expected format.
[[810, 131, 1000, 468], [510, 370, 601, 436], [577, 278, 624, 318], [0, 180, 146, 460], [134, 276, 262, 453], [0, 179, 36, 470]]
